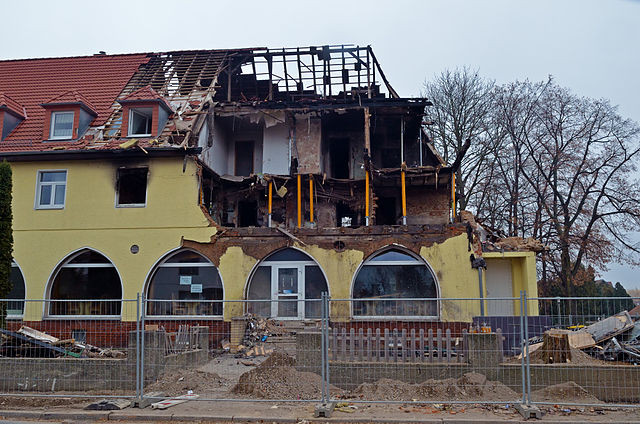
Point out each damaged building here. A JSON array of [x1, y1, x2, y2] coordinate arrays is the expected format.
[[0, 45, 539, 332]]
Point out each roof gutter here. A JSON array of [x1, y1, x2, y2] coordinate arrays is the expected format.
[[0, 147, 202, 162]]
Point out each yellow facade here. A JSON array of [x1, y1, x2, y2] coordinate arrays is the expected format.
[[11, 157, 216, 321], [11, 156, 539, 323]]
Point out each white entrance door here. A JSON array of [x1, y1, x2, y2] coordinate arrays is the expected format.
[[271, 265, 304, 319], [485, 259, 514, 316]]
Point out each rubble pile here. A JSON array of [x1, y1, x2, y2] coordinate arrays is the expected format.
[[0, 326, 125, 359], [235, 314, 292, 357], [352, 372, 518, 402]]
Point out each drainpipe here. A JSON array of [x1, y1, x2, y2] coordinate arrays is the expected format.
[[471, 256, 487, 317]]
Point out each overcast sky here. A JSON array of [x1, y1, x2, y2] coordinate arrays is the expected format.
[[2, 0, 639, 288]]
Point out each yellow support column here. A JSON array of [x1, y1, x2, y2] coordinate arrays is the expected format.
[[365, 170, 370, 226], [401, 169, 407, 225], [309, 174, 314, 225], [297, 173, 302, 228], [267, 180, 273, 227]]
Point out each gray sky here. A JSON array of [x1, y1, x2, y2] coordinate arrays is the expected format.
[[2, 0, 639, 288]]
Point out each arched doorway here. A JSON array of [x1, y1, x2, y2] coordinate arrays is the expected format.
[[246, 248, 328, 319]]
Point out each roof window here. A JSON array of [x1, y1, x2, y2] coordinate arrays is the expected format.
[[50, 111, 75, 140], [128, 108, 153, 137]]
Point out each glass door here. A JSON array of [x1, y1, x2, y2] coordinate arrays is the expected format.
[[272, 266, 304, 319]]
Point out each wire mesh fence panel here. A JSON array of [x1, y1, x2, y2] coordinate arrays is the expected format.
[[527, 296, 640, 407], [140, 298, 324, 402], [0, 299, 139, 398], [326, 297, 524, 405]]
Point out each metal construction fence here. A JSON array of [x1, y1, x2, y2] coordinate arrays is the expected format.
[[0, 294, 638, 408]]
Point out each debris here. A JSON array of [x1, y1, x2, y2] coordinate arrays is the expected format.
[[580, 311, 634, 343], [150, 393, 199, 409], [85, 398, 131, 410], [119, 138, 138, 149], [130, 392, 164, 409]]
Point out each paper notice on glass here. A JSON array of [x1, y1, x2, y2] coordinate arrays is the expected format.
[[179, 275, 192, 285], [190, 284, 203, 293]]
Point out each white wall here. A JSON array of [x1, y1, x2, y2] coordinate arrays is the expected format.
[[262, 123, 289, 175]]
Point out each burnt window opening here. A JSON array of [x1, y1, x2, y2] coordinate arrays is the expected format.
[[235, 141, 254, 176], [376, 196, 397, 225], [329, 137, 350, 179], [238, 200, 258, 227], [117, 167, 148, 207], [381, 147, 401, 168]]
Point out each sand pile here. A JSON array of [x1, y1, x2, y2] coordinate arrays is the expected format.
[[147, 368, 231, 396], [528, 345, 604, 365], [232, 352, 334, 400], [531, 382, 600, 403], [353, 372, 518, 402]]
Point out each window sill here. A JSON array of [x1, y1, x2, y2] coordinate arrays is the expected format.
[[128, 134, 151, 138], [116, 204, 146, 208], [35, 206, 65, 210], [45, 315, 122, 320]]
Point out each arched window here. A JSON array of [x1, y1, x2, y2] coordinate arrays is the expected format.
[[246, 248, 328, 319], [8, 260, 26, 317], [49, 250, 122, 316], [352, 248, 438, 318], [147, 250, 223, 316]]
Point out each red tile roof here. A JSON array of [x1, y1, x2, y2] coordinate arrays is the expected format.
[[0, 92, 24, 118], [0, 53, 151, 146], [119, 85, 172, 111], [43, 90, 98, 114]]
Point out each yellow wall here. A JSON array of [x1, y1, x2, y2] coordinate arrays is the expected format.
[[484, 251, 539, 315], [11, 157, 216, 321]]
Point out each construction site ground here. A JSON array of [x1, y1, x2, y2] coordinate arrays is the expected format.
[[1, 398, 640, 423]]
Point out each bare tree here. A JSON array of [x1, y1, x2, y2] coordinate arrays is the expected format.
[[423, 68, 496, 210]]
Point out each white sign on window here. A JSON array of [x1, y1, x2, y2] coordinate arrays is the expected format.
[[179, 275, 192, 285], [190, 284, 203, 293]]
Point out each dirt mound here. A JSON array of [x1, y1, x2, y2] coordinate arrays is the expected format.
[[532, 382, 600, 403], [147, 368, 231, 397], [353, 372, 518, 402], [232, 352, 331, 400], [529, 345, 604, 365]]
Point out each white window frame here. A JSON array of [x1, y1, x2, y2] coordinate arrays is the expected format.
[[8, 260, 26, 319], [128, 108, 153, 137], [34, 170, 67, 210], [49, 111, 75, 140], [115, 167, 148, 208]]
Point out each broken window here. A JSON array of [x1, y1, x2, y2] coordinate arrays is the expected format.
[[116, 167, 148, 207], [128, 108, 153, 137], [147, 250, 223, 316], [376, 196, 397, 225], [246, 248, 328, 319], [352, 248, 438, 318], [235, 140, 254, 176], [49, 250, 122, 316], [8, 261, 25, 317], [237, 200, 258, 227]]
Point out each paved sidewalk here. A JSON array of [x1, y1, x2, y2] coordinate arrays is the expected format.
[[2, 400, 640, 423]]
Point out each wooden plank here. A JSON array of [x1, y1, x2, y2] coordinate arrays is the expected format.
[[151, 394, 199, 410], [419, 329, 425, 362], [18, 326, 58, 343], [410, 329, 416, 362], [358, 328, 364, 360], [0, 328, 79, 358], [428, 329, 434, 363], [401, 329, 408, 362], [349, 328, 355, 361], [366, 328, 372, 361], [375, 328, 380, 362], [393, 328, 399, 363], [341, 328, 347, 361], [384, 328, 390, 363], [436, 329, 442, 362], [446, 329, 452, 363]]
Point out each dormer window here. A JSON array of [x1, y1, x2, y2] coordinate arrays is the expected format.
[[50, 111, 75, 139], [129, 108, 153, 137], [118, 85, 172, 138]]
